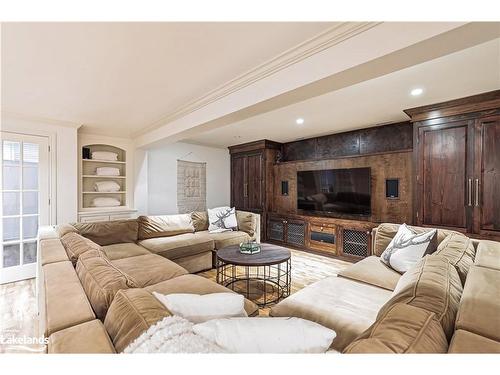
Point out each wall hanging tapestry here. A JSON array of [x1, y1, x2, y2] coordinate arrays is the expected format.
[[177, 159, 207, 213]]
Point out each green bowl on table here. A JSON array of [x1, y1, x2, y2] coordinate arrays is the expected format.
[[239, 241, 261, 254]]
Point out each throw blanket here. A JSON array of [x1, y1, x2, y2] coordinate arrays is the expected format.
[[123, 316, 226, 354]]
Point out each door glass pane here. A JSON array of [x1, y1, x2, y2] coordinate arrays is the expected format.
[[3, 141, 21, 164], [23, 143, 39, 164], [3, 192, 20, 215], [23, 242, 37, 264], [3, 165, 20, 190], [22, 216, 38, 239], [22, 191, 38, 215], [2, 243, 20, 267], [23, 166, 38, 190], [3, 217, 20, 241]]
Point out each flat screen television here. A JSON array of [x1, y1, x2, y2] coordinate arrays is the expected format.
[[297, 167, 371, 216]]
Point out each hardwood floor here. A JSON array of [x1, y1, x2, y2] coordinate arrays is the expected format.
[[0, 249, 351, 353]]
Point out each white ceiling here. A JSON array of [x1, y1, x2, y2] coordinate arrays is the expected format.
[[1, 22, 334, 136], [184, 37, 500, 148]]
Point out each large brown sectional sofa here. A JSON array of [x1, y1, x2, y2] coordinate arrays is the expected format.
[[38, 215, 500, 353], [270, 223, 500, 353], [37, 211, 260, 353]]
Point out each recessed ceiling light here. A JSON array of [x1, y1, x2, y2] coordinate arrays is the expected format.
[[410, 88, 424, 96], [296, 118, 305, 125]]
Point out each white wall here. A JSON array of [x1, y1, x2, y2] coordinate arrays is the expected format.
[[1, 114, 79, 224], [134, 148, 149, 215], [147, 142, 230, 215]]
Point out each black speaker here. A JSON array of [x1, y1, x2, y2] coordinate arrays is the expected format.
[[386, 179, 399, 199], [82, 147, 91, 159], [281, 181, 289, 196]]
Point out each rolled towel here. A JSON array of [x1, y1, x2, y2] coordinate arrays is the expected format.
[[94, 181, 120, 192], [92, 197, 121, 207], [92, 151, 118, 161], [96, 167, 120, 176]]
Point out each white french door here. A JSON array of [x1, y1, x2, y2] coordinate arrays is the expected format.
[[0, 132, 49, 284]]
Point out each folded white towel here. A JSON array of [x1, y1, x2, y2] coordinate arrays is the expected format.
[[92, 151, 118, 161], [92, 197, 121, 207], [96, 167, 120, 176], [94, 181, 121, 192]]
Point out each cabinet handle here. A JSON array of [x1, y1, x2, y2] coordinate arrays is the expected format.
[[475, 179, 480, 207], [467, 178, 472, 206]]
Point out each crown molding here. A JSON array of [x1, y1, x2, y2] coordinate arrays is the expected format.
[[134, 22, 381, 137], [1, 110, 82, 129]]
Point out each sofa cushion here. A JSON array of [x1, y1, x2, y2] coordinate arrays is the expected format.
[[43, 261, 95, 336], [194, 230, 250, 250], [40, 238, 70, 266], [434, 233, 475, 285], [175, 252, 213, 273], [338, 256, 401, 291], [343, 303, 448, 353], [60, 232, 102, 265], [76, 251, 138, 320], [138, 214, 194, 240], [48, 319, 115, 353], [138, 232, 214, 260], [191, 211, 209, 231], [111, 254, 188, 287], [236, 211, 256, 237], [449, 330, 500, 353], [455, 265, 500, 342], [72, 219, 139, 246], [102, 242, 151, 260], [474, 240, 500, 271], [104, 288, 172, 353], [373, 223, 460, 257], [145, 274, 259, 318], [56, 223, 78, 238], [269, 276, 392, 351], [377, 255, 463, 340]]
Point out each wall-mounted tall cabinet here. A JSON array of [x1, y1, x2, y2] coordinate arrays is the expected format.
[[228, 140, 281, 237], [406, 90, 500, 241]]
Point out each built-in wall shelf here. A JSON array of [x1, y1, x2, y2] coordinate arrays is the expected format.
[[82, 159, 126, 164], [82, 175, 126, 179], [82, 191, 127, 194]]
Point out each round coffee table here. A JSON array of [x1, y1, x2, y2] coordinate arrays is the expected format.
[[216, 243, 291, 307]]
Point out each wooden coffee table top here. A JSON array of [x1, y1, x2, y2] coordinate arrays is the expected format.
[[217, 243, 291, 266]]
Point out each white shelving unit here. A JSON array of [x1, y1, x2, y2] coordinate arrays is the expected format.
[[78, 140, 137, 222]]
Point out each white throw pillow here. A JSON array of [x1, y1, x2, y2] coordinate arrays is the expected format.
[[207, 206, 238, 233], [380, 224, 437, 273], [152, 292, 247, 323], [193, 317, 336, 353]]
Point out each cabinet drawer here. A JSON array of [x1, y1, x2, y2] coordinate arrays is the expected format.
[[79, 215, 110, 223], [109, 213, 134, 221], [310, 224, 336, 235]]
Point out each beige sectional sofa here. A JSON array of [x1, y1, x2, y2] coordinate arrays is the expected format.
[[270, 223, 500, 353], [37, 210, 260, 353]]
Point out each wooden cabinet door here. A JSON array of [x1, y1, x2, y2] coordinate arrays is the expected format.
[[246, 153, 264, 211], [474, 116, 500, 237], [417, 121, 473, 231], [231, 156, 247, 210], [267, 216, 285, 243]]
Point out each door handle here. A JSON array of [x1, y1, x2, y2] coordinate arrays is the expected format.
[[475, 179, 480, 207], [467, 178, 472, 206]]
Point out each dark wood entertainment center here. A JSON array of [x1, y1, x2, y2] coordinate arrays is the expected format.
[[229, 90, 500, 261]]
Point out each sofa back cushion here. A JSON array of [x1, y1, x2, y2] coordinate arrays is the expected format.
[[373, 223, 461, 257], [344, 303, 448, 353], [434, 233, 475, 285], [76, 250, 138, 320], [56, 223, 78, 238], [138, 214, 194, 240], [60, 232, 102, 265], [377, 255, 463, 340], [104, 288, 172, 353], [72, 219, 139, 246], [191, 211, 209, 232], [236, 211, 256, 237]]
